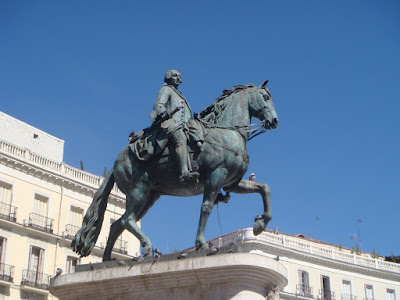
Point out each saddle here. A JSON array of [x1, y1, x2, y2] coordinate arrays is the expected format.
[[128, 118, 207, 161]]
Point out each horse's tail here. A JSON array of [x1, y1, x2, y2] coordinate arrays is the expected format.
[[71, 169, 115, 257]]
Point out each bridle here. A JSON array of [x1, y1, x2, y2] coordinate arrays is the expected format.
[[198, 87, 271, 141]]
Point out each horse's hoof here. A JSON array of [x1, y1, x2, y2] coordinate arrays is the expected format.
[[253, 219, 266, 236], [195, 241, 208, 250], [142, 246, 153, 257]]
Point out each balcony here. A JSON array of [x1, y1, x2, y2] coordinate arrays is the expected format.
[[24, 213, 54, 233], [0, 201, 17, 222], [63, 224, 80, 239], [297, 284, 313, 298], [112, 238, 128, 254], [342, 295, 358, 300], [21, 269, 51, 290], [100, 238, 128, 254], [319, 290, 336, 300], [0, 263, 14, 283]]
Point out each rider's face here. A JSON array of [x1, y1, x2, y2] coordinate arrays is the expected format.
[[169, 72, 182, 87]]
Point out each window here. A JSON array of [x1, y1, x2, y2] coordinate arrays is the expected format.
[[365, 284, 374, 300], [28, 246, 44, 274], [66, 256, 79, 274], [0, 237, 5, 263], [297, 270, 312, 297], [342, 280, 352, 300], [321, 275, 332, 300], [33, 194, 48, 217], [0, 181, 14, 220], [0, 182, 12, 205], [66, 206, 84, 237], [22, 246, 48, 289], [28, 194, 53, 232], [387, 289, 396, 300], [70, 206, 83, 227]]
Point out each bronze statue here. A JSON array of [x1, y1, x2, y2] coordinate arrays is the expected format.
[[149, 70, 199, 182], [72, 75, 278, 260]]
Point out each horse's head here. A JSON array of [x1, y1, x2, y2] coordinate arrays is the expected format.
[[249, 80, 278, 130]]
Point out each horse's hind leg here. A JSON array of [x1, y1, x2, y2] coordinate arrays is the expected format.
[[122, 210, 153, 256], [103, 218, 124, 261], [121, 183, 158, 257], [224, 179, 272, 236]]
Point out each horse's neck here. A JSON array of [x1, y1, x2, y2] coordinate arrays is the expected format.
[[215, 91, 251, 128]]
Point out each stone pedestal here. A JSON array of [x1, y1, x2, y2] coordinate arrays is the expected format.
[[50, 253, 287, 300]]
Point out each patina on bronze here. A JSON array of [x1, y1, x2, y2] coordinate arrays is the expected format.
[[72, 73, 278, 261]]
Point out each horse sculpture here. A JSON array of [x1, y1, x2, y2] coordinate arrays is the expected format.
[[72, 80, 278, 260]]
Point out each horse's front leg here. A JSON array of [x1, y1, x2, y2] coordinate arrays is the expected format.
[[196, 169, 227, 250], [224, 179, 272, 236]]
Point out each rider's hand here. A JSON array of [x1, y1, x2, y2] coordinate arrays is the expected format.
[[161, 112, 170, 119]]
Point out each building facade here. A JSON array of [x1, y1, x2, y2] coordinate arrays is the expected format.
[[0, 111, 139, 300], [206, 228, 399, 300]]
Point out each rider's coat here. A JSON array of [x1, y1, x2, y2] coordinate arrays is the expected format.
[[149, 84, 192, 134]]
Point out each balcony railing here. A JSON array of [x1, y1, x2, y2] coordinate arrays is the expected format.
[[21, 269, 51, 290], [0, 201, 17, 222], [296, 284, 313, 298], [0, 139, 124, 196], [24, 213, 54, 233], [0, 263, 14, 282], [319, 290, 336, 300], [209, 229, 400, 274], [342, 294, 358, 300], [63, 224, 80, 239], [112, 239, 128, 254]]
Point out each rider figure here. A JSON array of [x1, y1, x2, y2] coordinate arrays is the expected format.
[[149, 70, 199, 182]]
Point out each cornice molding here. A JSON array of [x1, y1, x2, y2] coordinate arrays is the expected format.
[[242, 240, 400, 282], [0, 152, 124, 206]]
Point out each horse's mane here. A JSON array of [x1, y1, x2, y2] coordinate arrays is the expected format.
[[200, 84, 256, 124]]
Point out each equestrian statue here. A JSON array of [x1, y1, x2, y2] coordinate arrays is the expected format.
[[72, 70, 279, 260]]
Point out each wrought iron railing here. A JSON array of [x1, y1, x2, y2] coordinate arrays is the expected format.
[[0, 263, 14, 282], [112, 238, 128, 254], [319, 290, 336, 300], [0, 201, 17, 222], [21, 269, 51, 290], [342, 294, 358, 300], [24, 213, 54, 233], [296, 284, 313, 297], [64, 224, 80, 239]]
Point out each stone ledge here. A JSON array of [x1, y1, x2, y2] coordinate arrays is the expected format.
[[50, 252, 288, 300]]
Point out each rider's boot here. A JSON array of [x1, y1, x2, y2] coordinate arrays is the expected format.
[[177, 147, 199, 182], [172, 130, 199, 182]]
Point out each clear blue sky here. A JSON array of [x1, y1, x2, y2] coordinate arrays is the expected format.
[[1, 1, 399, 256]]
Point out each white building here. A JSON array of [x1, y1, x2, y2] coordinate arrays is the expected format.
[[0, 111, 139, 300], [204, 228, 400, 300]]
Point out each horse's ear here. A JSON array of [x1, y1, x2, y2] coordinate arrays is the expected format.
[[259, 80, 269, 89]]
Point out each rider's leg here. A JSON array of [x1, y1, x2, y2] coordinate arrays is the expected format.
[[171, 128, 199, 182]]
